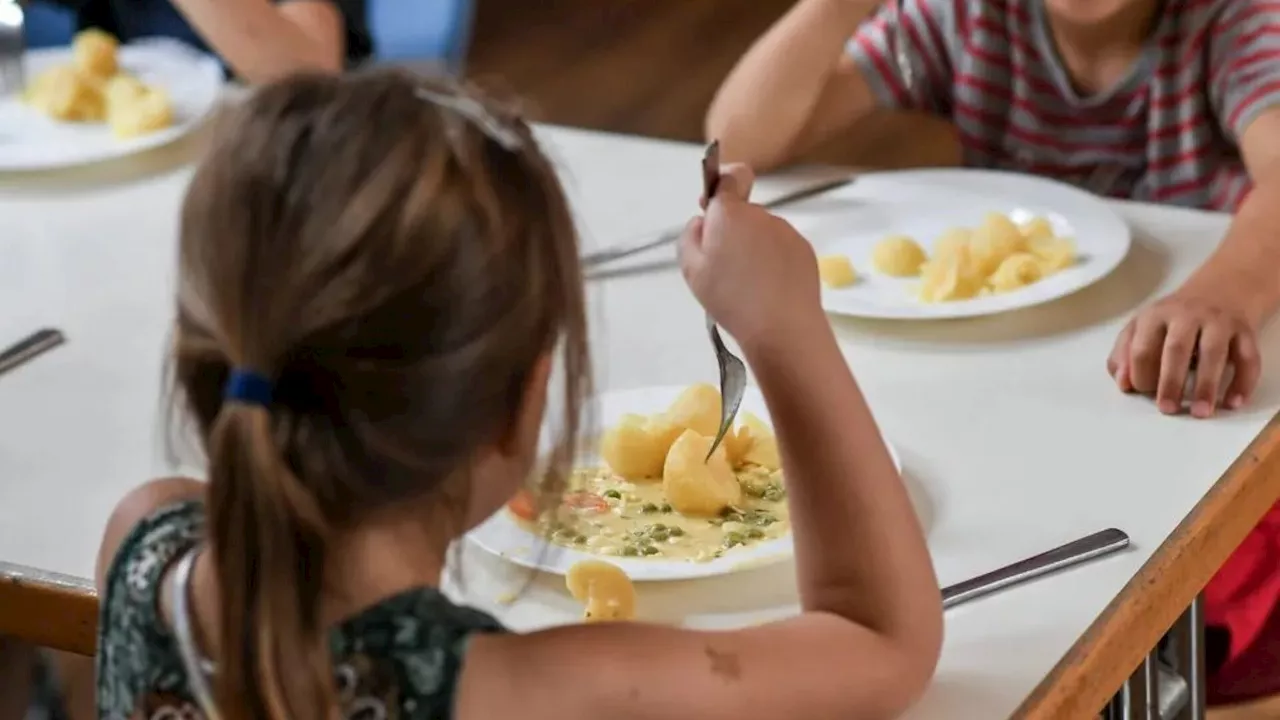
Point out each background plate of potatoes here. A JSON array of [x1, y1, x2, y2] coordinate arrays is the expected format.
[[777, 169, 1132, 320], [467, 384, 903, 582], [0, 35, 222, 171]]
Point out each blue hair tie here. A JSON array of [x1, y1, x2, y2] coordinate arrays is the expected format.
[[223, 369, 273, 407]]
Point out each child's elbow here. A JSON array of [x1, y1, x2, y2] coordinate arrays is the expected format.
[[704, 105, 790, 173], [895, 608, 945, 711]]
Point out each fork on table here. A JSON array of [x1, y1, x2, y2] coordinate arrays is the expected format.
[[0, 0, 24, 96]]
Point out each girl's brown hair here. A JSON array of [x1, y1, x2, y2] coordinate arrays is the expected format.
[[170, 69, 589, 719]]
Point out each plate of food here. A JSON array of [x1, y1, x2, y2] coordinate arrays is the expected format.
[[467, 384, 902, 581], [0, 31, 223, 171], [787, 169, 1132, 320]]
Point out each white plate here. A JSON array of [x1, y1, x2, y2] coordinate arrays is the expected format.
[[0, 39, 223, 171], [782, 169, 1132, 320], [467, 385, 903, 581]]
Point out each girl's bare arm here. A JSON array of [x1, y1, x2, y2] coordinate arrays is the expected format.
[[459, 316, 942, 720]]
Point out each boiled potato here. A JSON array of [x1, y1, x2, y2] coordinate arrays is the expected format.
[[566, 559, 635, 622], [104, 74, 146, 109], [663, 384, 721, 438], [723, 424, 754, 467], [817, 255, 857, 288], [918, 245, 983, 303], [25, 65, 104, 121], [1028, 236, 1077, 274], [644, 416, 684, 459], [21, 29, 171, 140], [933, 227, 971, 260], [1019, 216, 1055, 242], [871, 235, 928, 277], [72, 28, 119, 79], [662, 430, 742, 516], [600, 414, 667, 481], [108, 87, 173, 138], [969, 212, 1026, 275], [987, 252, 1043, 293], [738, 413, 781, 470]]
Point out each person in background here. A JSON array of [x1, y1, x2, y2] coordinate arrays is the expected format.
[[706, 0, 1280, 705], [26, 0, 371, 81], [0, 2, 371, 716], [88, 68, 942, 720]]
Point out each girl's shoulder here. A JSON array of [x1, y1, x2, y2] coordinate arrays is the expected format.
[[95, 483, 207, 718], [92, 479, 509, 719], [328, 587, 507, 716]]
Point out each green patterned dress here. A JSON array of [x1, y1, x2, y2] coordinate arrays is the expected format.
[[95, 501, 506, 719]]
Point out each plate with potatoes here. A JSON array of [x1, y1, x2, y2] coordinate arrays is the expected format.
[[467, 384, 902, 581], [786, 169, 1131, 320], [0, 31, 222, 171]]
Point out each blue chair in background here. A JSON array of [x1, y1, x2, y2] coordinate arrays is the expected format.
[[368, 0, 474, 72], [22, 1, 75, 49]]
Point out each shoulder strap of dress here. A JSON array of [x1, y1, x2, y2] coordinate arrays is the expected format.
[[169, 545, 222, 720]]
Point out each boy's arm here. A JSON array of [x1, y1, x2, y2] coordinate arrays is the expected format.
[[1184, 113, 1280, 332], [168, 0, 366, 82], [706, 0, 955, 171], [1106, 0, 1280, 417]]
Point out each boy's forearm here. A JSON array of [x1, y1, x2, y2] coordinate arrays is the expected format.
[[1181, 180, 1280, 328], [705, 0, 875, 169], [169, 0, 342, 82]]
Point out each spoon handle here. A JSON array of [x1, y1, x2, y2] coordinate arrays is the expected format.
[[0, 328, 65, 377], [942, 528, 1130, 609]]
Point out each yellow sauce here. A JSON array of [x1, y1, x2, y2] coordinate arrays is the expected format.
[[516, 465, 789, 563]]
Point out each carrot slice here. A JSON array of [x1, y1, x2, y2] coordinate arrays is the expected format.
[[563, 492, 609, 514], [506, 489, 539, 521]]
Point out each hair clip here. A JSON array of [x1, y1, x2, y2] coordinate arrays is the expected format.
[[415, 87, 523, 151]]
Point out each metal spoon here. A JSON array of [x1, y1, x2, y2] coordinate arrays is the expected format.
[[942, 528, 1130, 609], [0, 328, 65, 377], [700, 141, 747, 461], [581, 176, 855, 269]]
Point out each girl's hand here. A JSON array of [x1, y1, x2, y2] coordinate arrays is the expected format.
[[679, 176, 823, 355], [698, 163, 756, 209]]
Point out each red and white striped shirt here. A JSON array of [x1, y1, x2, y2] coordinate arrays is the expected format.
[[847, 0, 1280, 212]]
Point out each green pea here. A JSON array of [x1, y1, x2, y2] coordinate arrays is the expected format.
[[574, 535, 587, 544], [621, 546, 639, 557], [642, 545, 661, 556], [747, 528, 765, 539], [660, 503, 673, 513], [651, 523, 667, 531], [642, 502, 660, 514], [603, 489, 622, 499], [668, 526, 685, 537]]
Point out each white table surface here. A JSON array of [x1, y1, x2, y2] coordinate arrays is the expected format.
[[1, 124, 1277, 719]]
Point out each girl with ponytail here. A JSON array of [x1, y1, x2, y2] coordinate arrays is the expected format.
[[93, 68, 941, 720]]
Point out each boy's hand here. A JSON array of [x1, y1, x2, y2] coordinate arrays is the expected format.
[[1106, 292, 1261, 418], [679, 178, 823, 355]]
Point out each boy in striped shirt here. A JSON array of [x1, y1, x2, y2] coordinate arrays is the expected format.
[[708, 0, 1280, 704]]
